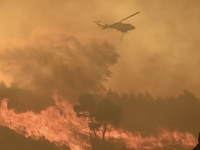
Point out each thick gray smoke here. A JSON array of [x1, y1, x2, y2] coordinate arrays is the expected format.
[[0, 31, 119, 112]]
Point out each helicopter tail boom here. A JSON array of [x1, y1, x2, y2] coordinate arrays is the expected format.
[[94, 21, 108, 29], [101, 24, 108, 29], [94, 21, 105, 27]]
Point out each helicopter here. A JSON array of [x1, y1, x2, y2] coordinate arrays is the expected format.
[[94, 11, 140, 41]]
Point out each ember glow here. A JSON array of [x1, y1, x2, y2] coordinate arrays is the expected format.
[[0, 94, 197, 150]]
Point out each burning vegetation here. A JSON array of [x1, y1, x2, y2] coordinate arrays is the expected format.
[[0, 33, 199, 150], [0, 86, 198, 150]]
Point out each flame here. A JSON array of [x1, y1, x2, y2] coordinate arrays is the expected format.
[[0, 96, 90, 150], [0, 94, 198, 150], [105, 127, 196, 149]]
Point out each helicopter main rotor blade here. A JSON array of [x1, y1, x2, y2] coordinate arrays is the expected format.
[[119, 11, 140, 22]]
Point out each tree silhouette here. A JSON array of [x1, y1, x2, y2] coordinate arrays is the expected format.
[[95, 99, 123, 141], [73, 93, 100, 139], [73, 94, 124, 150], [103, 89, 200, 138], [192, 133, 200, 150]]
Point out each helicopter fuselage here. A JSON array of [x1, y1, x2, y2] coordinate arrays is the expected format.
[[94, 11, 139, 40], [102, 22, 135, 32]]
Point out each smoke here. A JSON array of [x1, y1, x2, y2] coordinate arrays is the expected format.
[[0, 1, 200, 148], [105, 89, 200, 138], [105, 0, 200, 97], [1, 0, 200, 97], [0, 30, 119, 112]]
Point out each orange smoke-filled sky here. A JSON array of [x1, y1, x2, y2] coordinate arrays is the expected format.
[[0, 0, 200, 98]]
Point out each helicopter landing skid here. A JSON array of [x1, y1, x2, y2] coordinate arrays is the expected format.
[[120, 32, 128, 41]]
